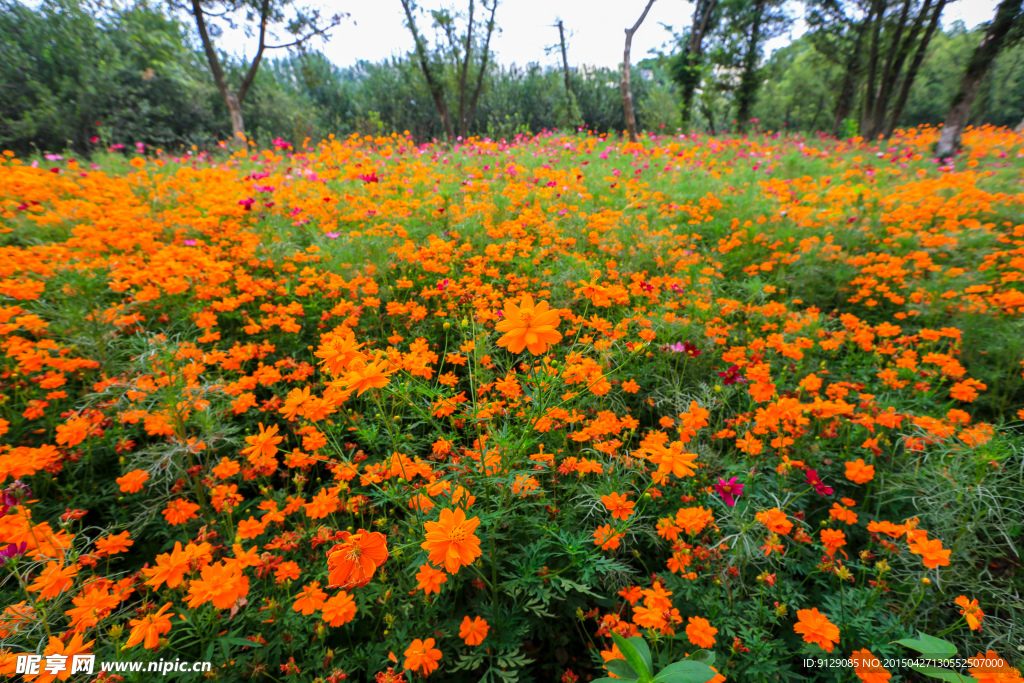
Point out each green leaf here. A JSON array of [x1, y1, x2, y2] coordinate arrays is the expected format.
[[908, 666, 979, 683], [687, 650, 716, 667], [610, 632, 653, 682], [220, 637, 263, 648], [654, 660, 719, 683], [605, 659, 640, 680], [894, 632, 958, 658], [628, 636, 653, 674]]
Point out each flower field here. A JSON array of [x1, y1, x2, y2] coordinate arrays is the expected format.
[[0, 127, 1023, 682]]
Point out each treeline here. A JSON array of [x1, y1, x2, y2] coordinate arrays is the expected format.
[[2, 0, 1023, 155]]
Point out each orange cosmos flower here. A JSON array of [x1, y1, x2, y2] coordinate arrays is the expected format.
[[415, 563, 448, 595], [26, 561, 78, 599], [162, 498, 200, 526], [327, 529, 389, 588], [793, 607, 840, 652], [955, 595, 984, 631], [404, 638, 442, 677], [94, 530, 133, 556], [967, 651, 1022, 683], [459, 616, 489, 646], [55, 415, 90, 447], [495, 294, 563, 355], [852, 649, 891, 683], [601, 492, 635, 520], [241, 422, 283, 464], [756, 507, 793, 535], [125, 602, 174, 649], [314, 327, 365, 375], [820, 529, 846, 558], [293, 582, 328, 615], [844, 459, 875, 484], [30, 632, 94, 683], [685, 616, 718, 648], [343, 354, 394, 395], [421, 507, 482, 574], [909, 537, 951, 568], [185, 561, 250, 610], [593, 524, 624, 551], [321, 591, 357, 627], [115, 469, 149, 493]]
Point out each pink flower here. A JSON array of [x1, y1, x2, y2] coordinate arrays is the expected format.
[[804, 469, 833, 496], [714, 477, 744, 506]]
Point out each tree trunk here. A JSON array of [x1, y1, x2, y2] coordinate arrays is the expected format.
[[465, 0, 497, 132], [735, 0, 765, 134], [623, 0, 657, 143], [557, 20, 574, 115], [457, 0, 474, 138], [885, 0, 947, 137], [936, 0, 1021, 157], [190, 0, 271, 142], [1016, 115, 1024, 133], [867, 0, 912, 138], [678, 0, 717, 132], [860, 0, 886, 137], [831, 19, 867, 137], [400, 0, 455, 140]]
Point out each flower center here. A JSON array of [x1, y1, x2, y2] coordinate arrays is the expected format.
[[447, 525, 469, 543]]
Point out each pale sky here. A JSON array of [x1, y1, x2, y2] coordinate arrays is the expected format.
[[214, 0, 999, 70]]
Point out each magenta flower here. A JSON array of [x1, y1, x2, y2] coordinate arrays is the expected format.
[[714, 477, 744, 506], [804, 469, 833, 496]]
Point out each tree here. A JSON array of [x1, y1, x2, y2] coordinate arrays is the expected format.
[[175, 0, 342, 141], [622, 0, 657, 143], [936, 0, 1024, 157], [668, 0, 720, 132], [805, 0, 871, 136], [550, 20, 582, 127], [857, 0, 949, 139], [399, 0, 499, 140], [718, 0, 789, 133]]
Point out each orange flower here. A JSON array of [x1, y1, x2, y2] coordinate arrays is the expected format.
[[793, 607, 840, 652], [955, 595, 984, 631], [115, 469, 149, 493], [241, 422, 283, 466], [593, 524, 624, 551], [404, 638, 442, 677], [185, 561, 250, 610], [26, 561, 78, 600], [421, 507, 482, 574], [327, 529, 389, 588], [495, 294, 563, 355], [685, 616, 718, 648], [844, 459, 875, 484], [820, 529, 846, 557], [321, 591, 357, 627], [756, 507, 793, 535], [459, 616, 489, 646], [28, 632, 93, 683], [343, 355, 394, 395], [415, 563, 447, 595], [852, 649, 891, 683], [909, 537, 951, 568], [125, 602, 174, 649], [601, 492, 635, 520], [94, 530, 133, 556], [967, 651, 1022, 683], [293, 582, 328, 615], [55, 415, 90, 447], [162, 498, 200, 526]]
